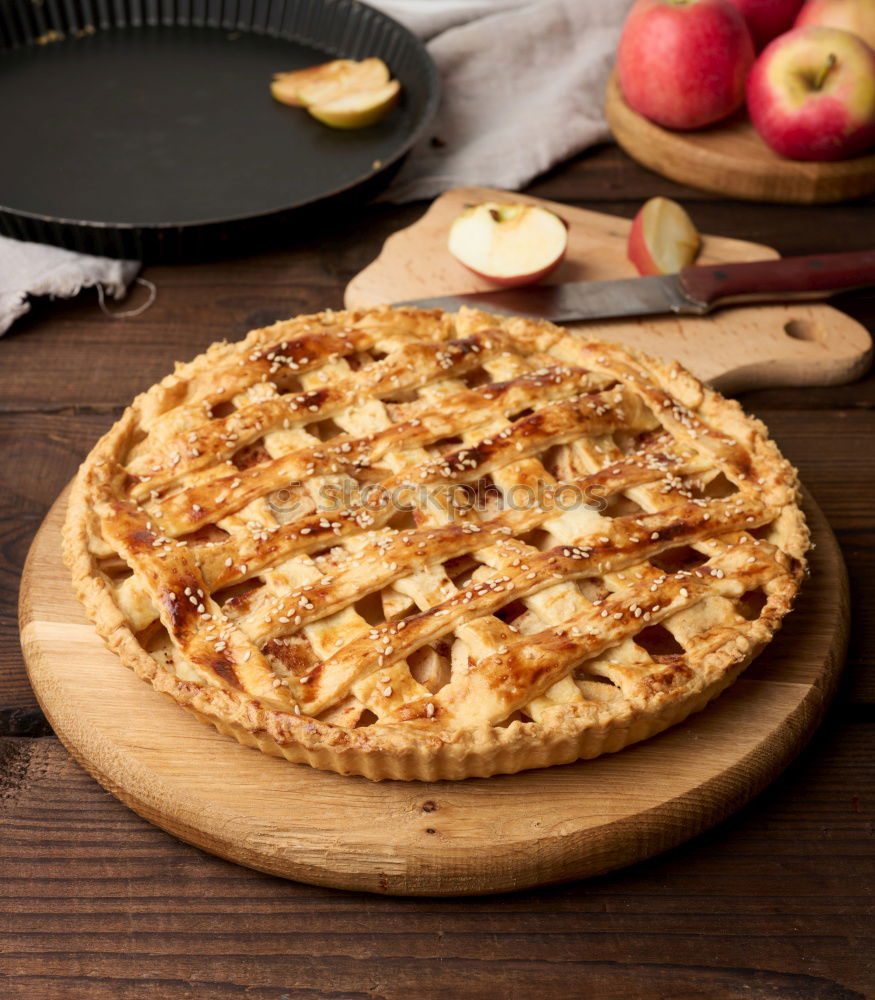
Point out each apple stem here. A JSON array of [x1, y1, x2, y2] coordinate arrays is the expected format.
[[814, 53, 837, 91]]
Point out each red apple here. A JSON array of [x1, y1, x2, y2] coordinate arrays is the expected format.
[[617, 0, 755, 130], [627, 197, 702, 275], [795, 0, 875, 54], [725, 0, 805, 49], [747, 26, 875, 159], [447, 203, 568, 287]]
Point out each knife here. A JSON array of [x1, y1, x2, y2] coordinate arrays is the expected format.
[[395, 249, 875, 322]]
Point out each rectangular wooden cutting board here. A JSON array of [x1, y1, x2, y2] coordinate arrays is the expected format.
[[345, 186, 872, 394]]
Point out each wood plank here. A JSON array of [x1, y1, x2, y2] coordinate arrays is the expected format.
[[2, 192, 874, 414], [2, 285, 871, 415], [0, 205, 422, 413], [0, 722, 871, 997], [0, 411, 119, 716], [533, 142, 875, 209]]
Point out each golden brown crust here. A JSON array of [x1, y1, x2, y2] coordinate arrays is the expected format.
[[63, 306, 809, 781]]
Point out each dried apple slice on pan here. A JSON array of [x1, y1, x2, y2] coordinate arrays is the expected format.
[[271, 57, 399, 129], [298, 58, 390, 107], [308, 80, 401, 130], [272, 60, 357, 107]]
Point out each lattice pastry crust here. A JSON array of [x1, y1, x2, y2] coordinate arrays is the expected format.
[[64, 307, 808, 781]]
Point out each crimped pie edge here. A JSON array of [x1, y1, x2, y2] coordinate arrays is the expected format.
[[62, 307, 809, 781]]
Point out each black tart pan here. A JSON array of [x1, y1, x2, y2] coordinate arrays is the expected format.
[[0, 0, 438, 260]]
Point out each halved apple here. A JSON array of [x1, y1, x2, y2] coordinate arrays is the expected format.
[[627, 197, 702, 276], [447, 203, 568, 287], [271, 58, 390, 108], [308, 79, 400, 130]]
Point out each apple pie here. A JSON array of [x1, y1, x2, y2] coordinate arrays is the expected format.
[[64, 306, 808, 780]]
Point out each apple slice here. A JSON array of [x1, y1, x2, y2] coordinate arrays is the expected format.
[[307, 80, 400, 130], [271, 58, 390, 108], [447, 203, 568, 287], [627, 197, 701, 276], [271, 60, 356, 107]]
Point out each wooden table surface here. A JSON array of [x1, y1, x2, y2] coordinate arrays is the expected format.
[[1, 146, 873, 999]]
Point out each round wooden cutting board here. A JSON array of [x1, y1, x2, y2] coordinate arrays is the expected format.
[[20, 487, 847, 896], [605, 72, 875, 204]]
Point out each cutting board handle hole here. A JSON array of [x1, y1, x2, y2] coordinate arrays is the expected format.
[[784, 320, 823, 344]]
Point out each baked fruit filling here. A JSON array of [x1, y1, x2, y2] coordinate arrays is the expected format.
[[66, 307, 808, 780]]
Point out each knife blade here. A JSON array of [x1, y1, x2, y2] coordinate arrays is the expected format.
[[393, 249, 875, 323]]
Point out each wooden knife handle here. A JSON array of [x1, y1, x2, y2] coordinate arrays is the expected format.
[[679, 249, 875, 309]]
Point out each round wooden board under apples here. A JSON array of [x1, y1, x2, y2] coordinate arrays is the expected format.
[[605, 71, 875, 204], [19, 486, 848, 896]]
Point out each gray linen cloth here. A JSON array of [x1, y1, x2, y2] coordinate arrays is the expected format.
[[370, 0, 633, 201], [0, 238, 139, 336]]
